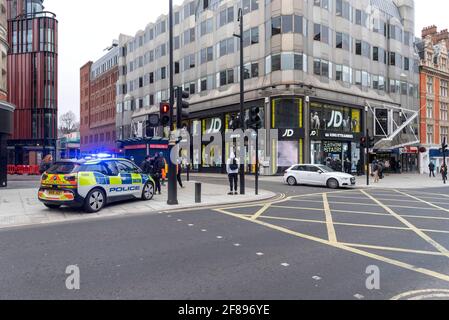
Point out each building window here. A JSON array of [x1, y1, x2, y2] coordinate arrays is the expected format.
[[427, 125, 434, 145], [441, 127, 448, 145], [441, 80, 448, 97], [427, 99, 434, 118], [427, 76, 434, 94], [441, 102, 448, 121]]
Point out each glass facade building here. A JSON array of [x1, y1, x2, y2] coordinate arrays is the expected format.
[[116, 0, 419, 174]]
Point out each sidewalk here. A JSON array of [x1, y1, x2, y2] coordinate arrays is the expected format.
[[0, 181, 275, 230], [355, 173, 449, 189]]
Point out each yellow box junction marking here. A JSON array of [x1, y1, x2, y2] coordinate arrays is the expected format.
[[322, 193, 337, 243], [361, 190, 449, 259]]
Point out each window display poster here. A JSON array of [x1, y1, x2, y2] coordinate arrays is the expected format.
[[310, 103, 361, 133], [277, 141, 298, 167]]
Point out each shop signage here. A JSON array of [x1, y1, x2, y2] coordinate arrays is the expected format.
[[279, 128, 303, 140], [400, 146, 418, 154], [323, 142, 343, 153], [324, 132, 355, 139]]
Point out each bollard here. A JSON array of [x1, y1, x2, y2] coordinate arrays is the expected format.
[[195, 182, 202, 203]]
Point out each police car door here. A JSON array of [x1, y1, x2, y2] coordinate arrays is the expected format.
[[115, 160, 143, 197]]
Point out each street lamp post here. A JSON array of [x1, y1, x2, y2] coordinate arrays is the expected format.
[[167, 0, 178, 205], [234, 8, 245, 195]]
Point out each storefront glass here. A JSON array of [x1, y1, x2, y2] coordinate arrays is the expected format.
[[310, 102, 363, 173]]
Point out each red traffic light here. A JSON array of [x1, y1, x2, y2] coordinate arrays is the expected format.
[[161, 103, 170, 114]]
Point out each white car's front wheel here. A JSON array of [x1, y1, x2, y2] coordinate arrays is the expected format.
[[287, 176, 297, 186], [327, 178, 339, 189]]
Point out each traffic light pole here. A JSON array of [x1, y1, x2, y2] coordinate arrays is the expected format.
[[237, 8, 245, 195], [167, 0, 178, 205], [366, 129, 370, 186], [255, 132, 259, 195]]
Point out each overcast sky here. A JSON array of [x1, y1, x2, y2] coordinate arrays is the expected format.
[[44, 0, 446, 120]]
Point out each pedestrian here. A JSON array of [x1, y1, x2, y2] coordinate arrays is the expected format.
[[140, 156, 153, 175], [372, 161, 380, 183], [226, 154, 239, 195], [159, 152, 167, 186], [429, 162, 436, 178], [356, 159, 362, 176], [378, 161, 385, 179], [39, 154, 53, 174], [176, 159, 184, 188], [344, 158, 351, 174], [152, 153, 162, 195], [441, 164, 448, 184]]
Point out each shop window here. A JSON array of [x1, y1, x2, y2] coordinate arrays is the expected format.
[[272, 98, 303, 129]]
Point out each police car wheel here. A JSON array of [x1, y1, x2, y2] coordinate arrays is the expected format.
[[84, 188, 106, 213], [142, 182, 155, 201]]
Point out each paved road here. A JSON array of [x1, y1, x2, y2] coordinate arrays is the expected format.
[[1, 178, 449, 299]]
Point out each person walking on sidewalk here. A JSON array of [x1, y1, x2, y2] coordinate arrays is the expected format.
[[441, 164, 448, 184], [152, 153, 163, 195], [372, 161, 380, 183], [39, 154, 53, 174], [429, 162, 436, 178], [176, 160, 184, 188], [226, 154, 239, 195]]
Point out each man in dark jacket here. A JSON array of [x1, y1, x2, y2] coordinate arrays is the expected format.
[[152, 153, 163, 194], [429, 162, 436, 178], [140, 156, 153, 175]]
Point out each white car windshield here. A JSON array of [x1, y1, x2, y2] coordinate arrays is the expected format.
[[316, 165, 335, 173]]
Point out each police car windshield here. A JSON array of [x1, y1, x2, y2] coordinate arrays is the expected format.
[[46, 163, 80, 174]]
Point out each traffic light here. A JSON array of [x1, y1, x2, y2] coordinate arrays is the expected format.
[[246, 107, 263, 130], [229, 113, 242, 130], [369, 136, 375, 149], [360, 136, 367, 148], [176, 87, 190, 129], [160, 102, 171, 127]]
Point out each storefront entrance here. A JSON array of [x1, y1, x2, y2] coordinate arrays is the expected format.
[[311, 141, 360, 173]]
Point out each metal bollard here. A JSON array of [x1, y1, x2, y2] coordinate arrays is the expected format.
[[195, 182, 202, 203]]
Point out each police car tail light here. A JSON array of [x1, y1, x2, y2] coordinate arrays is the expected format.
[[65, 175, 76, 182]]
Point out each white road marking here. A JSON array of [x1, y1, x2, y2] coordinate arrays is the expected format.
[[391, 289, 449, 300], [312, 276, 322, 281], [216, 236, 223, 239], [201, 229, 207, 232], [281, 263, 290, 267], [233, 243, 241, 247], [188, 224, 194, 227], [354, 294, 365, 300], [177, 219, 182, 222], [256, 252, 264, 256]]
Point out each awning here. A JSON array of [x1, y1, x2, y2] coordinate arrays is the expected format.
[[366, 101, 420, 150]]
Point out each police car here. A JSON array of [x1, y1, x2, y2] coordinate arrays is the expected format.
[[38, 158, 155, 213]]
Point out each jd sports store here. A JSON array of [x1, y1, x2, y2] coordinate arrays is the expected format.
[[309, 102, 364, 173]]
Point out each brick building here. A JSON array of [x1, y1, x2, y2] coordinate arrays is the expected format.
[[80, 45, 119, 155], [417, 26, 449, 174]]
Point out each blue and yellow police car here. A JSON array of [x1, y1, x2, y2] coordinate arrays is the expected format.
[[38, 158, 155, 213]]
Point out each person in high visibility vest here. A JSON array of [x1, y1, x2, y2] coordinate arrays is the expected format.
[[159, 152, 167, 186]]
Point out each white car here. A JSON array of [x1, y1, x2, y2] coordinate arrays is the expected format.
[[283, 164, 356, 189]]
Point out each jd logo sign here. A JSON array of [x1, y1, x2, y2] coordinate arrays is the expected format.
[[282, 129, 294, 138], [328, 111, 343, 128], [207, 118, 222, 134]]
